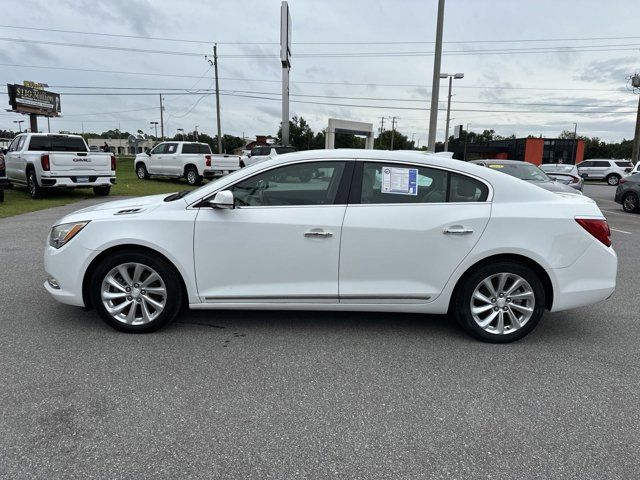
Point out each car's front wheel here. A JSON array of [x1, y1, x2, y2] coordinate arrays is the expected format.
[[606, 174, 621, 186], [453, 261, 545, 343], [622, 192, 639, 213], [90, 251, 184, 333], [136, 163, 149, 180]]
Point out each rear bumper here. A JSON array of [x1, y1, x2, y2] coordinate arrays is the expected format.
[[549, 242, 617, 312], [40, 175, 116, 188], [0, 176, 9, 188], [204, 168, 240, 178]]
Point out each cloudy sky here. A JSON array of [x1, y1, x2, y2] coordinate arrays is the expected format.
[[0, 0, 639, 145]]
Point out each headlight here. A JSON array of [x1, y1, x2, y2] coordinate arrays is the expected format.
[[49, 221, 90, 249]]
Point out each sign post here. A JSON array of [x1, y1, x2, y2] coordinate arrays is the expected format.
[[280, 1, 292, 146]]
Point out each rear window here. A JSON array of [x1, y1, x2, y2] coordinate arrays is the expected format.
[[486, 162, 550, 182], [540, 164, 574, 173], [615, 161, 633, 168], [28, 136, 88, 152], [275, 146, 296, 155], [181, 143, 211, 154]]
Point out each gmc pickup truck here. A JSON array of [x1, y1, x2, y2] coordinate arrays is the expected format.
[[4, 133, 116, 198], [134, 141, 241, 185]]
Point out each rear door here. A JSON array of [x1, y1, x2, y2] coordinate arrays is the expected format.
[[590, 160, 610, 179], [339, 161, 491, 303]]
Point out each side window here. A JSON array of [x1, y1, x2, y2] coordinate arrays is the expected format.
[[229, 161, 346, 207], [8, 136, 21, 152], [16, 136, 26, 151], [360, 162, 448, 204], [150, 143, 166, 155], [449, 173, 489, 202], [166, 143, 178, 154], [261, 147, 272, 156], [250, 147, 261, 156], [578, 161, 591, 168], [594, 161, 609, 168]]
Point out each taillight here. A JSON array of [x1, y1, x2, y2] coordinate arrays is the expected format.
[[619, 178, 627, 184], [41, 153, 50, 171], [205, 154, 211, 167], [570, 175, 580, 184], [576, 218, 611, 247], [110, 154, 116, 171]]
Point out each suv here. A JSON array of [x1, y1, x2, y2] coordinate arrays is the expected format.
[[244, 145, 296, 167], [576, 159, 633, 186]]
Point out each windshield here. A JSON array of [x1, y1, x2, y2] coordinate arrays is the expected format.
[[486, 163, 551, 182], [540, 164, 574, 173]]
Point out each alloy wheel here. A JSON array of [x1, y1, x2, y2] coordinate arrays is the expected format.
[[187, 170, 197, 185], [101, 262, 167, 325], [470, 272, 535, 335], [623, 193, 639, 212]]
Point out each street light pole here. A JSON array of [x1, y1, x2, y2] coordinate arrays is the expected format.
[[571, 122, 578, 164], [427, 0, 446, 151], [441, 72, 464, 152], [150, 121, 158, 139], [463, 122, 471, 161], [13, 120, 23, 133]]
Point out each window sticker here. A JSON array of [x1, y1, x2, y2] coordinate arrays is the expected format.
[[381, 166, 418, 195]]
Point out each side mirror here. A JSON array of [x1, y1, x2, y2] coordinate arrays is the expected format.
[[208, 190, 234, 209], [146, 151, 151, 156]]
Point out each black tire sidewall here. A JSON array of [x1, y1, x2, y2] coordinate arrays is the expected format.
[[136, 164, 148, 179], [454, 261, 546, 343], [90, 251, 183, 333], [185, 167, 200, 186], [28, 171, 41, 199]]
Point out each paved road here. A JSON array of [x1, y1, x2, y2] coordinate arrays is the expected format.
[[1, 187, 639, 479]]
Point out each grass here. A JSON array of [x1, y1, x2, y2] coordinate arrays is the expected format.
[[0, 157, 199, 219]]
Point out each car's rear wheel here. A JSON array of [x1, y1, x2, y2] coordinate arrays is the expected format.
[[622, 192, 639, 213], [93, 186, 111, 196], [606, 174, 621, 186], [453, 261, 545, 343], [27, 170, 44, 199], [185, 166, 202, 186], [136, 163, 149, 180], [90, 251, 183, 333]]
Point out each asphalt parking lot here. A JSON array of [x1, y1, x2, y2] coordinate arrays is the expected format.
[[1, 183, 639, 479]]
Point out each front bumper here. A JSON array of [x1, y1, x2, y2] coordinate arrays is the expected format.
[[44, 242, 98, 307]]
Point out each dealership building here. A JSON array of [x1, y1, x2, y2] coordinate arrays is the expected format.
[[452, 137, 585, 165]]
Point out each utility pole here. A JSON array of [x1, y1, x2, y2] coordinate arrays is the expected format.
[[427, 0, 446, 151], [159, 94, 164, 140], [379, 116, 386, 135], [213, 44, 223, 153], [390, 116, 398, 150], [463, 123, 471, 161], [150, 121, 158, 139], [633, 95, 640, 165]]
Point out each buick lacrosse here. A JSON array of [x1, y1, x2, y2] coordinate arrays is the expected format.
[[44, 150, 617, 342]]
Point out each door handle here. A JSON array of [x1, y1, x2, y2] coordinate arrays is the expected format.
[[304, 230, 333, 238], [443, 226, 474, 235]]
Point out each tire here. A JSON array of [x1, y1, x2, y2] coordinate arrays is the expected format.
[[606, 174, 621, 186], [93, 186, 111, 196], [452, 261, 546, 343], [90, 250, 184, 333], [136, 163, 149, 180], [185, 166, 202, 186], [622, 192, 640, 213], [27, 170, 44, 199]]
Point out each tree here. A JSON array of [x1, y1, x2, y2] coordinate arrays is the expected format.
[[276, 116, 316, 150], [374, 129, 414, 150]]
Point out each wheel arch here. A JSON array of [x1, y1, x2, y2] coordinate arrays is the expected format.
[[82, 244, 189, 311], [448, 253, 554, 313], [135, 160, 146, 170], [183, 163, 199, 176]]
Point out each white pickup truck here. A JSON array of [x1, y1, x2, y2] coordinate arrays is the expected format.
[[4, 133, 115, 199], [134, 141, 241, 185]]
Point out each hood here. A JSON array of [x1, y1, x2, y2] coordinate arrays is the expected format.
[[533, 180, 582, 195], [54, 193, 177, 225]]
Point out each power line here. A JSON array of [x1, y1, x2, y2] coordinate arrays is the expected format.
[[2, 24, 640, 46], [2, 36, 640, 58], [0, 63, 626, 93]]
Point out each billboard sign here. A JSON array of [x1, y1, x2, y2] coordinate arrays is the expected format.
[[280, 1, 291, 68], [7, 83, 61, 117]]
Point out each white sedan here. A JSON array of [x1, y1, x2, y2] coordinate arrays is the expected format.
[[44, 150, 617, 343]]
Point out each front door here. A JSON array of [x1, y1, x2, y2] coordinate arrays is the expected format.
[[193, 160, 351, 302], [339, 161, 491, 302], [146, 143, 166, 175]]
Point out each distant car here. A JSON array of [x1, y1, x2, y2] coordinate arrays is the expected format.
[[539, 163, 583, 192], [134, 141, 241, 186], [629, 160, 640, 176], [0, 150, 8, 202], [244, 145, 296, 167], [470, 159, 581, 194], [614, 173, 640, 213], [576, 159, 633, 186]]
